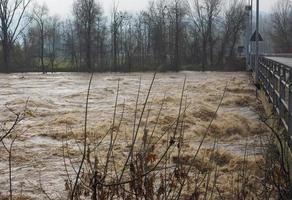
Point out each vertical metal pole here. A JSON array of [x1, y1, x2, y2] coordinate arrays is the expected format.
[[249, 0, 253, 69], [245, 9, 249, 70], [255, 0, 259, 82], [245, 0, 253, 71]]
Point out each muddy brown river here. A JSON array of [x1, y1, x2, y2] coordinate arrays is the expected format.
[[0, 72, 270, 199]]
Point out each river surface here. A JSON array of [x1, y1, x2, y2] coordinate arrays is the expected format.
[[0, 72, 269, 199]]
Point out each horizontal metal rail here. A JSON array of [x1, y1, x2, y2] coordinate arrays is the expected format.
[[259, 57, 292, 137]]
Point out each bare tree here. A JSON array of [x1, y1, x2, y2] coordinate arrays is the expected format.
[[207, 0, 221, 66], [122, 13, 136, 71], [73, 0, 99, 71], [33, 3, 49, 74], [270, 0, 292, 52], [168, 0, 187, 71], [189, 0, 221, 69], [94, 8, 107, 70], [133, 12, 147, 68], [47, 16, 60, 72], [174, 0, 181, 71], [144, 0, 169, 68], [63, 19, 78, 71], [189, 0, 209, 70], [0, 0, 32, 72], [111, 2, 125, 71], [218, 0, 246, 64]]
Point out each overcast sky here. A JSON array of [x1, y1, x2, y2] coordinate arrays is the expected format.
[[37, 0, 279, 18]]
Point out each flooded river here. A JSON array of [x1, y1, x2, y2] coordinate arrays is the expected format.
[[0, 72, 270, 199]]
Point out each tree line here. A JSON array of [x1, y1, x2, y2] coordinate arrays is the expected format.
[[269, 0, 292, 53], [0, 0, 290, 73]]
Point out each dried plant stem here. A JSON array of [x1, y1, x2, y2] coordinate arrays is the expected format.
[[71, 72, 94, 199], [175, 82, 228, 200], [118, 73, 156, 183]]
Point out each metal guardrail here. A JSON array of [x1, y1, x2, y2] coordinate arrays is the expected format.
[[261, 53, 292, 58], [258, 57, 292, 136]]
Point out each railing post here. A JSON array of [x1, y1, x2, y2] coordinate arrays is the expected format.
[[272, 62, 278, 106], [280, 67, 285, 123], [267, 59, 272, 98], [258, 57, 262, 80], [267, 60, 271, 97]]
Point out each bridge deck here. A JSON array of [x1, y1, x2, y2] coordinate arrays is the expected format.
[[265, 57, 292, 68]]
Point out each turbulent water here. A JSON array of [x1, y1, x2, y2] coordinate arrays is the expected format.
[[0, 72, 269, 199]]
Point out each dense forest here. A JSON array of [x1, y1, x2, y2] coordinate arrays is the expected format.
[[0, 0, 291, 73]]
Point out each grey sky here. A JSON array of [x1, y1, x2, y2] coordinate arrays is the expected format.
[[37, 0, 279, 18]]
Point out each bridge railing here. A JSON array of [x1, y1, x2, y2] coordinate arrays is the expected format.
[[258, 57, 292, 137]]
